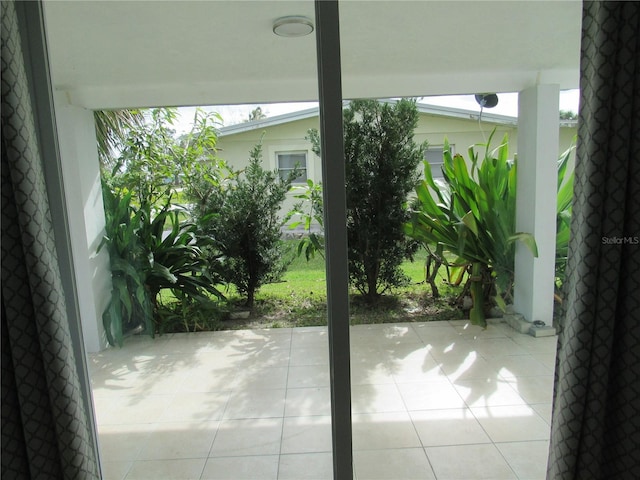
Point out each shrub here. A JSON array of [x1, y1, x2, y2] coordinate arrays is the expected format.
[[304, 99, 425, 302], [135, 199, 224, 307], [343, 99, 425, 301], [100, 186, 152, 346], [194, 141, 296, 307]]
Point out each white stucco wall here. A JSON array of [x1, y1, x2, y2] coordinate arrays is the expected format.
[[53, 92, 110, 352], [514, 85, 561, 324]]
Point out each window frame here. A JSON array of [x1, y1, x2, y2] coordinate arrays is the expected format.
[[275, 150, 309, 184]]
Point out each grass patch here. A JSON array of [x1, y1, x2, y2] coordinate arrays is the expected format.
[[155, 244, 466, 333], [228, 245, 465, 329]]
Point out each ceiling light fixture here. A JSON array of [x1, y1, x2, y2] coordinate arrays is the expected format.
[[273, 16, 314, 37]]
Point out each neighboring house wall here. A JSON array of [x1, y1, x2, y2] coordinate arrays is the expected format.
[[415, 114, 576, 164], [218, 116, 321, 224], [217, 109, 577, 227], [558, 124, 578, 153]]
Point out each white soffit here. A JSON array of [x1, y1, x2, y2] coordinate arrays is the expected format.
[[43, 0, 581, 110]]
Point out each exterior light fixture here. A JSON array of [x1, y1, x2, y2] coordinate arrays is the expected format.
[[474, 93, 499, 108], [273, 16, 314, 37]]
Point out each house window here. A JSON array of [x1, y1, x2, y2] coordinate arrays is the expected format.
[[424, 145, 453, 179], [277, 151, 307, 183]]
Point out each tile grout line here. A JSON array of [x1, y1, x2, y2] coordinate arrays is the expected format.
[[409, 321, 519, 479], [276, 328, 295, 480], [95, 323, 555, 480], [200, 336, 240, 479], [401, 323, 440, 480], [492, 441, 524, 480]]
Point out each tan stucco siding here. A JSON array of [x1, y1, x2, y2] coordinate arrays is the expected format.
[[218, 117, 321, 178], [218, 117, 321, 224], [217, 112, 577, 226], [414, 115, 517, 155]]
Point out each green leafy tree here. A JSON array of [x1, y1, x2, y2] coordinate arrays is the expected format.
[[102, 108, 177, 205], [246, 106, 267, 122], [102, 107, 222, 206], [345, 99, 425, 301], [305, 100, 424, 302], [194, 141, 296, 307]]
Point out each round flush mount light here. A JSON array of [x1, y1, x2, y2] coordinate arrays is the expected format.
[[273, 16, 314, 37]]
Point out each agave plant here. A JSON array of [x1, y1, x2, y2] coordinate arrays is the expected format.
[[100, 184, 224, 346], [99, 185, 152, 346], [405, 132, 538, 327], [135, 199, 224, 308]]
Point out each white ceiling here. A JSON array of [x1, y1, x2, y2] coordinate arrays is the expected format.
[[42, 0, 582, 110]]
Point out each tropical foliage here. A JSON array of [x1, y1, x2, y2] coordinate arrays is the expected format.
[[134, 200, 223, 306], [98, 107, 227, 344], [554, 141, 576, 297], [94, 109, 146, 165], [96, 102, 574, 338], [99, 187, 224, 346], [405, 132, 538, 327], [99, 186, 152, 346], [101, 108, 222, 207], [287, 178, 325, 260]]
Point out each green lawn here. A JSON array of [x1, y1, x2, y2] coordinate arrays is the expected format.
[[239, 245, 464, 328], [157, 243, 465, 332]]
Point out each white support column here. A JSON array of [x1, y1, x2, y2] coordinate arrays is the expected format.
[[53, 92, 110, 352], [514, 85, 560, 324]]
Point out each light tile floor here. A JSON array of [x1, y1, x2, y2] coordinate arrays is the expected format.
[[89, 320, 557, 480]]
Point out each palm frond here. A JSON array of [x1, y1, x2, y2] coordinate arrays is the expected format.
[[94, 109, 146, 165]]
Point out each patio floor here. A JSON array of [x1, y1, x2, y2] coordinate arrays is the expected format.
[[89, 320, 557, 480]]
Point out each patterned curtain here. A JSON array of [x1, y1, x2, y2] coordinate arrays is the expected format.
[[1, 0, 100, 478], [547, 2, 640, 479]]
